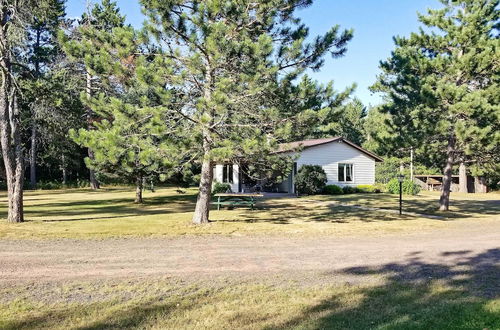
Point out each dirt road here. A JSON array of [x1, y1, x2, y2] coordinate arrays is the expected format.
[[1, 220, 499, 285]]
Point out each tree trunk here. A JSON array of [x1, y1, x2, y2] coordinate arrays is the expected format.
[[29, 124, 36, 189], [0, 22, 24, 223], [135, 175, 143, 204], [439, 136, 455, 211], [192, 153, 213, 224], [61, 154, 67, 185], [458, 161, 468, 193], [88, 148, 100, 190], [0, 89, 24, 223], [474, 176, 487, 193], [86, 71, 100, 190]]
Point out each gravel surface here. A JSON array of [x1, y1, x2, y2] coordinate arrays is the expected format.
[[1, 220, 498, 288]]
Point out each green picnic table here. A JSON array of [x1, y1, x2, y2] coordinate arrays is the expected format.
[[212, 193, 264, 210]]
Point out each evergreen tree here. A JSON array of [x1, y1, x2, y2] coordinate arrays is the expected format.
[[59, 0, 126, 189], [317, 98, 366, 144], [20, 0, 65, 189], [70, 25, 182, 203], [372, 0, 499, 210], [141, 0, 353, 224]]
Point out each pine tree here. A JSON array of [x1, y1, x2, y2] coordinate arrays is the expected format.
[[69, 24, 182, 203], [372, 0, 499, 210], [59, 0, 126, 190], [140, 0, 353, 224], [21, 0, 65, 189]]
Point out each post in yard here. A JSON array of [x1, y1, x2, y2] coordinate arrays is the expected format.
[[398, 174, 405, 215]]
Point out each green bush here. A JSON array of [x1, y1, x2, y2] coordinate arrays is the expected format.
[[323, 184, 343, 195], [212, 182, 232, 194], [342, 185, 360, 194], [295, 165, 327, 195], [356, 184, 377, 193], [387, 178, 421, 195]]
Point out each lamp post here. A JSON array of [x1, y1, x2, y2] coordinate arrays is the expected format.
[[398, 174, 405, 215]]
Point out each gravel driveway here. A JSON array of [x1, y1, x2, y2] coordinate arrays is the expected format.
[[1, 220, 499, 286]]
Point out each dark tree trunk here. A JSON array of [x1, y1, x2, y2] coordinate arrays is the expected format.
[[458, 161, 468, 193], [86, 71, 99, 190], [439, 136, 455, 211], [29, 124, 36, 189], [135, 175, 143, 204]]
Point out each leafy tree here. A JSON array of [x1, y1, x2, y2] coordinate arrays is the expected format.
[[141, 0, 353, 224], [59, 0, 126, 189], [372, 0, 499, 210]]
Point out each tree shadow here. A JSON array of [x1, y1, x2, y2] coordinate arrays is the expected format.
[[268, 248, 500, 329], [325, 193, 500, 219], [214, 201, 412, 225], [0, 192, 198, 222]]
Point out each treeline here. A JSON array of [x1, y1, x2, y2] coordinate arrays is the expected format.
[[0, 0, 497, 224], [0, 0, 362, 223]]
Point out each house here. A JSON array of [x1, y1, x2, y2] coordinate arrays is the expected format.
[[214, 137, 383, 194]]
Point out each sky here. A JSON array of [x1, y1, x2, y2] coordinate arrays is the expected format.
[[66, 0, 440, 107]]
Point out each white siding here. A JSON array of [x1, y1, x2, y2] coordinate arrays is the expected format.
[[293, 140, 375, 186], [213, 164, 239, 192]]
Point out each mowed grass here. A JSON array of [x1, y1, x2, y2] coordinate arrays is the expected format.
[[1, 271, 499, 329], [0, 187, 498, 239]]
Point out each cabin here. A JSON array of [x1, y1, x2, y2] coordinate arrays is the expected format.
[[214, 137, 383, 194]]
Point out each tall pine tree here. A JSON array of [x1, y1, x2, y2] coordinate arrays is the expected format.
[[140, 0, 353, 224], [372, 0, 499, 210], [59, 0, 126, 189]]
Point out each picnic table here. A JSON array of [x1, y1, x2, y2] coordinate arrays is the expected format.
[[212, 193, 264, 210]]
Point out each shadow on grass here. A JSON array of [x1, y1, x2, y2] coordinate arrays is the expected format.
[[215, 201, 413, 225], [267, 248, 500, 329], [325, 193, 500, 219], [0, 191, 198, 222], [3, 249, 498, 329]]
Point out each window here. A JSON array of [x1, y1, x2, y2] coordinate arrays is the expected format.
[[338, 163, 353, 182], [222, 164, 233, 183]]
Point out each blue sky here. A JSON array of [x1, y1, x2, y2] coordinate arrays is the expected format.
[[66, 0, 439, 106]]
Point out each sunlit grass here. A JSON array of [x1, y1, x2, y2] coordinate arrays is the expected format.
[[0, 187, 498, 239]]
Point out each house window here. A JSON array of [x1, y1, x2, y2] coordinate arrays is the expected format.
[[222, 164, 233, 183], [338, 163, 353, 182]]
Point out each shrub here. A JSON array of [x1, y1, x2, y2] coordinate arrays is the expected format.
[[387, 178, 421, 195], [356, 184, 377, 193], [212, 181, 232, 194], [342, 185, 359, 194], [295, 165, 327, 195], [323, 184, 343, 195]]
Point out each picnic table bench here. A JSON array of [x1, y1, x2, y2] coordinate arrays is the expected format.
[[212, 193, 264, 210]]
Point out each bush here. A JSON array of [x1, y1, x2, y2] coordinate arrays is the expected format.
[[342, 185, 359, 194], [212, 182, 232, 194], [387, 178, 421, 195], [323, 184, 343, 195], [356, 184, 377, 193], [295, 165, 327, 195]]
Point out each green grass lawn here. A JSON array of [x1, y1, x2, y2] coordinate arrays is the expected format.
[[0, 187, 498, 239]]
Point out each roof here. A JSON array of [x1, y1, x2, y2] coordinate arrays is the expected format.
[[277, 137, 384, 162]]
